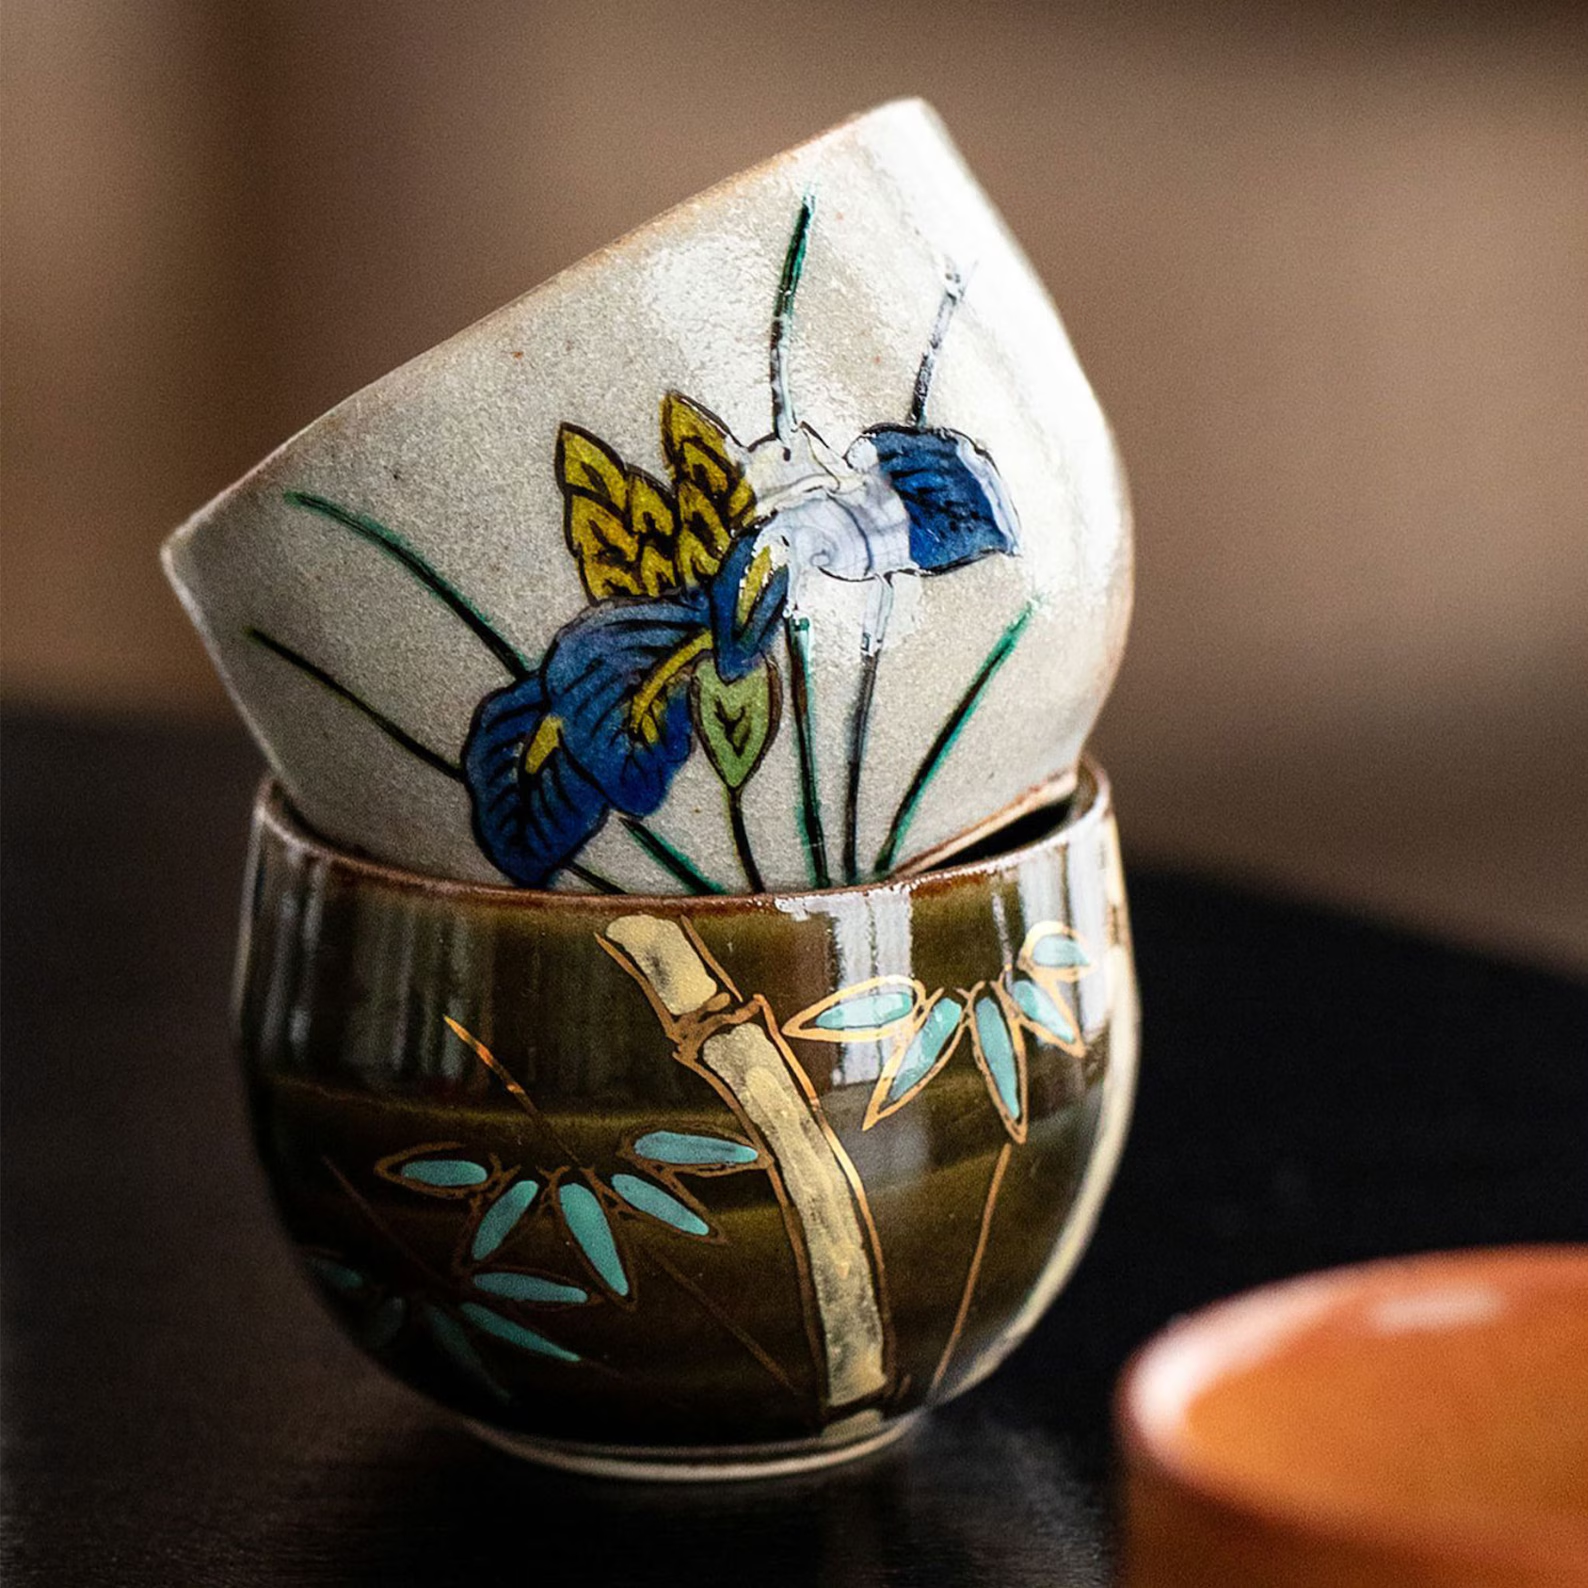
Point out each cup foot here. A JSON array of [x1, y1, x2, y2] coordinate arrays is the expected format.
[[466, 1410, 921, 1482]]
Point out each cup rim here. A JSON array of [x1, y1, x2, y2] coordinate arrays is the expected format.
[[1115, 1245, 1588, 1575], [165, 99, 941, 550], [252, 756, 1110, 908]]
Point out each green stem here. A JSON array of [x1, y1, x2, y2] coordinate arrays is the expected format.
[[770, 193, 815, 441], [248, 628, 624, 894], [842, 647, 881, 884], [873, 602, 1036, 875], [785, 615, 831, 888], [567, 863, 625, 895], [284, 491, 530, 680], [619, 817, 726, 896], [247, 628, 463, 782], [727, 786, 765, 893]]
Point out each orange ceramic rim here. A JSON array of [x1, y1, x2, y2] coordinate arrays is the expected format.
[[1116, 1246, 1588, 1579]]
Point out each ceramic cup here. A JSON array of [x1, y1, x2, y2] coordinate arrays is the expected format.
[[166, 98, 1132, 896], [1117, 1248, 1588, 1587], [237, 758, 1136, 1478]]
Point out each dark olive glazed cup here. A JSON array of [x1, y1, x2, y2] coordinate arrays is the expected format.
[[236, 758, 1137, 1480]]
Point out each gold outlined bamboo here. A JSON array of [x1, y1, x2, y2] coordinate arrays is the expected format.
[[601, 914, 893, 1412], [929, 1140, 1013, 1394]]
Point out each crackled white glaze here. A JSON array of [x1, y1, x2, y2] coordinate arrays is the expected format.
[[164, 99, 1131, 894]]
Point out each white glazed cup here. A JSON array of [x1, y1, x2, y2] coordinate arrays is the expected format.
[[164, 99, 1131, 896]]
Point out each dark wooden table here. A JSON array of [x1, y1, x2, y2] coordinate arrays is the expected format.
[[4, 711, 1585, 1587]]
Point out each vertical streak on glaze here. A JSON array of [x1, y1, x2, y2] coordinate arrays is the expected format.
[[930, 1139, 1013, 1396], [958, 819, 1138, 1399], [842, 646, 881, 885], [602, 913, 889, 1410]]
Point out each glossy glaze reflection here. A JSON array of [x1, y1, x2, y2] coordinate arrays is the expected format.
[[237, 760, 1136, 1475]]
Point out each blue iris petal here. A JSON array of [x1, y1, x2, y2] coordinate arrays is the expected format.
[[464, 544, 786, 886], [463, 673, 609, 886], [708, 532, 790, 682], [544, 593, 711, 816], [858, 426, 1020, 573]]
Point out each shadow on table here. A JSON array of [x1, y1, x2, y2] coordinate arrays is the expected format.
[[7, 714, 1587, 1588], [249, 1400, 1109, 1588]]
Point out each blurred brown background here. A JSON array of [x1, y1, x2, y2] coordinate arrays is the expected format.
[[5, 0, 1586, 968]]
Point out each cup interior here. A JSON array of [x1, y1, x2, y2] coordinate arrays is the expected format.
[[1123, 1248, 1588, 1546]]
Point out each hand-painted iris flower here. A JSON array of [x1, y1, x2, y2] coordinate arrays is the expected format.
[[253, 194, 1026, 893], [463, 196, 1021, 890], [465, 395, 789, 887]]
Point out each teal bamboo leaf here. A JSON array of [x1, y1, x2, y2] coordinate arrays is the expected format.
[[458, 1302, 581, 1363], [610, 1174, 710, 1237], [632, 1131, 759, 1168], [470, 1178, 539, 1260], [557, 1181, 630, 1298], [473, 1271, 589, 1306]]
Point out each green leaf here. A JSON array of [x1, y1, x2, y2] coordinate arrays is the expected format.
[[691, 656, 780, 790]]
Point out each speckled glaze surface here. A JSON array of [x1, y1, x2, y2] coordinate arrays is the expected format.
[[167, 99, 1132, 895], [237, 759, 1136, 1476]]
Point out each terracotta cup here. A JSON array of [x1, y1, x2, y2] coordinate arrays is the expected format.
[[165, 98, 1131, 896], [1118, 1248, 1588, 1586], [237, 759, 1136, 1478]]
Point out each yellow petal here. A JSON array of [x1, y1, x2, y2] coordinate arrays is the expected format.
[[585, 559, 643, 600], [638, 543, 677, 598], [628, 470, 677, 545], [675, 528, 722, 589], [557, 426, 628, 508], [628, 632, 712, 742], [522, 714, 564, 774]]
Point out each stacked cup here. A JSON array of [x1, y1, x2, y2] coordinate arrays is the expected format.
[[166, 100, 1139, 1478]]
